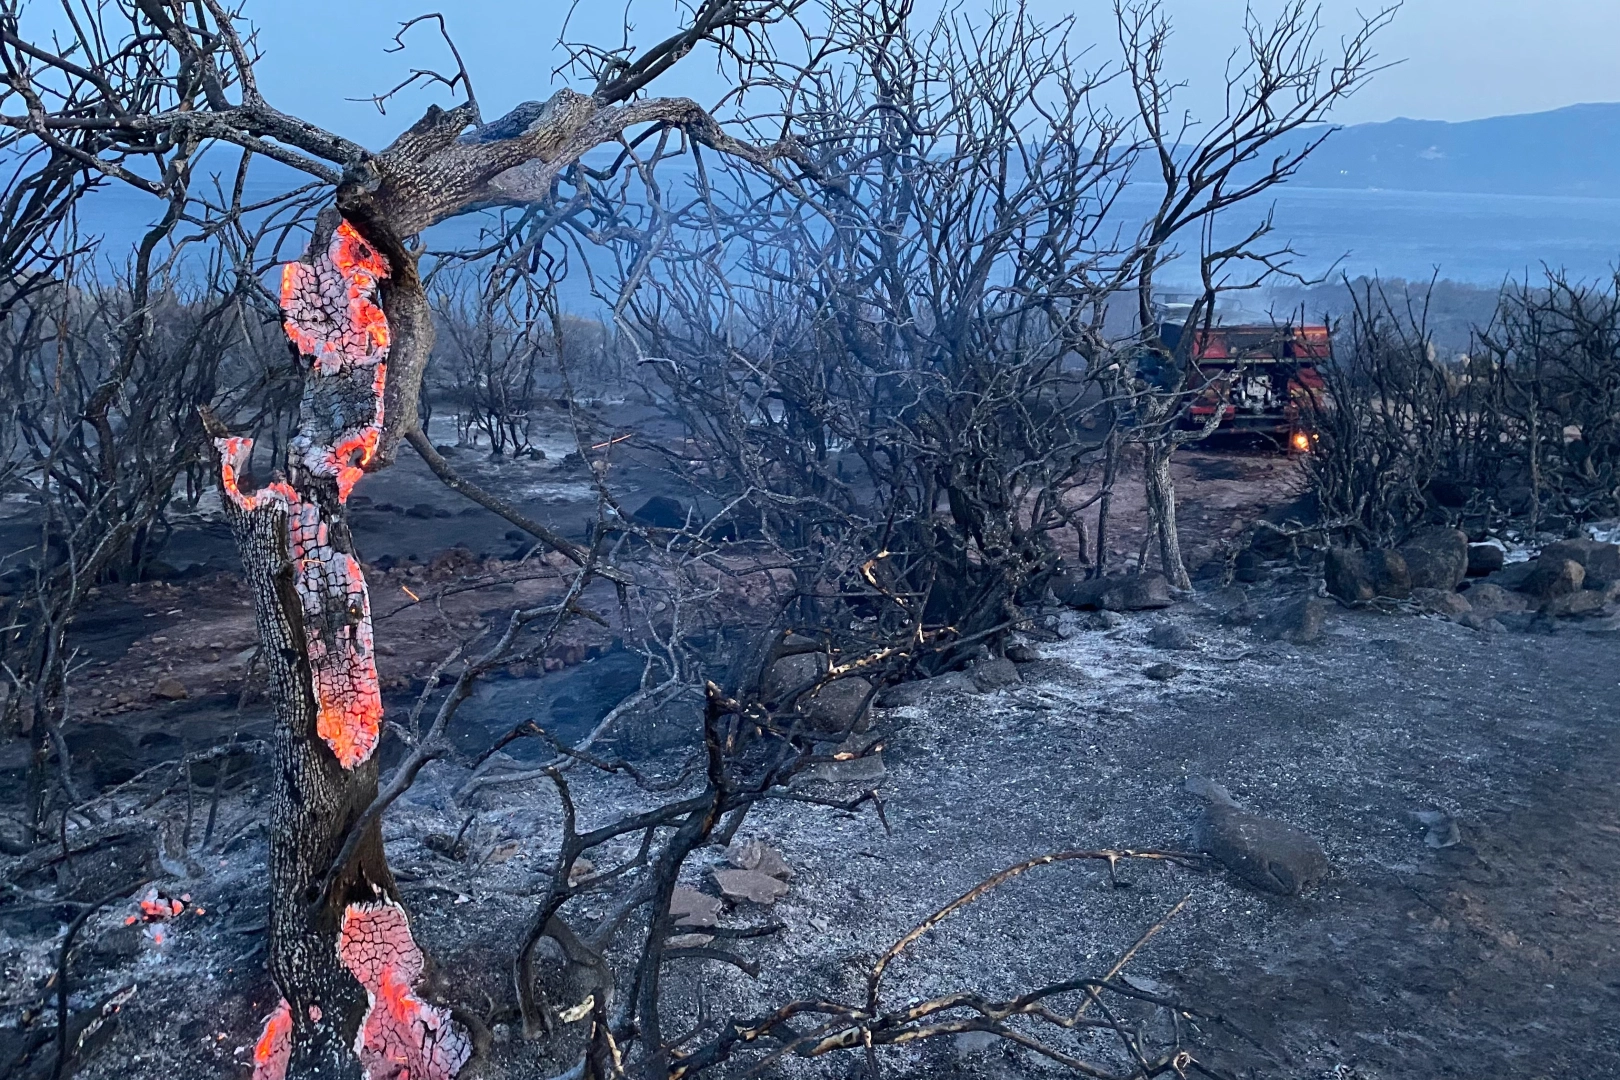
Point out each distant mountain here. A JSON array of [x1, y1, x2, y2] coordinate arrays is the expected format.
[[1290, 102, 1620, 198]]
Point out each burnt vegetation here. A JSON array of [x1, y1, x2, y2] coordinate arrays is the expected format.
[[2, 1, 1612, 1079]]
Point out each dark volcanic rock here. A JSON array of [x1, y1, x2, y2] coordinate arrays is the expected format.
[[800, 677, 874, 732], [1399, 528, 1469, 591], [1147, 622, 1199, 651], [1467, 543, 1506, 576], [1186, 776, 1329, 896], [1253, 595, 1327, 643], [1520, 557, 1585, 601], [1233, 548, 1265, 583], [633, 495, 688, 530], [876, 670, 974, 706], [1142, 662, 1182, 682], [1539, 539, 1620, 589], [1544, 589, 1609, 619], [966, 657, 1021, 691], [1053, 572, 1173, 611], [1324, 547, 1411, 603], [406, 502, 437, 519]]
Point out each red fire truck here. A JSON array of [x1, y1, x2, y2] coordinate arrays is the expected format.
[[1158, 320, 1330, 451]]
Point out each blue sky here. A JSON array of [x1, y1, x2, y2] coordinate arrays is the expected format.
[[233, 0, 1620, 149]]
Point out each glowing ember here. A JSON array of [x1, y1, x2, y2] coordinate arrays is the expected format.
[[252, 999, 292, 1080], [281, 221, 391, 376], [215, 435, 383, 769], [132, 885, 185, 923], [215, 216, 394, 770], [341, 900, 471, 1080]]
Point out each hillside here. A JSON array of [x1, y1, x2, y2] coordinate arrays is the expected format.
[[1292, 102, 1620, 197]]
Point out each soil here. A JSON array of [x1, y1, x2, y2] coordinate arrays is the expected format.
[[5, 425, 1617, 1079]]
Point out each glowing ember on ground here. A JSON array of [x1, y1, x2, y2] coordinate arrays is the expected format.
[[128, 885, 185, 924]]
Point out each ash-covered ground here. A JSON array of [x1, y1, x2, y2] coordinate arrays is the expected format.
[[6, 568, 1618, 1079]]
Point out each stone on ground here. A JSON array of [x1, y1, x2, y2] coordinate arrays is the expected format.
[[1399, 527, 1469, 591], [1147, 622, 1200, 651], [1467, 543, 1506, 576], [1325, 547, 1412, 603], [1520, 557, 1584, 601], [967, 656, 1021, 691], [1185, 775, 1329, 896], [1538, 538, 1620, 589], [1253, 595, 1327, 643], [1053, 571, 1173, 611], [876, 670, 974, 706]]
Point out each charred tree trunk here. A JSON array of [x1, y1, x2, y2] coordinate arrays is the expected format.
[[225, 500, 384, 1077], [1143, 441, 1190, 589], [215, 213, 468, 1080]]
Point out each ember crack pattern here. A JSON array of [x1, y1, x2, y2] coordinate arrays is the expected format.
[[250, 902, 471, 1080], [216, 217, 391, 770]]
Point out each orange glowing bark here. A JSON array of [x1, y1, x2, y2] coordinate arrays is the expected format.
[[252, 999, 293, 1080], [342, 900, 471, 1080], [252, 899, 469, 1080], [216, 436, 383, 769], [222, 216, 393, 770]]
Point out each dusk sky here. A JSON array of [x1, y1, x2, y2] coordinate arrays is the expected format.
[[224, 0, 1620, 148]]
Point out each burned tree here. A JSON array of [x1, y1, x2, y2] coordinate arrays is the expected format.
[[1114, 0, 1394, 587], [0, 1, 817, 1074]]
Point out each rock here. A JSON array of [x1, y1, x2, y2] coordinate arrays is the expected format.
[[504, 530, 527, 542], [1398, 528, 1469, 591], [152, 677, 188, 701], [1253, 596, 1327, 643], [1142, 662, 1182, 682], [1233, 548, 1265, 583], [1004, 642, 1041, 663], [1412, 587, 1472, 618], [1494, 611, 1540, 633], [1053, 572, 1173, 611], [803, 731, 886, 785], [1544, 589, 1609, 619], [714, 868, 789, 905], [1461, 582, 1527, 616], [1079, 609, 1124, 631], [1519, 557, 1584, 601], [1538, 538, 1620, 589], [799, 676, 874, 732], [966, 656, 1020, 691], [632, 495, 688, 530], [1185, 776, 1328, 896], [433, 507, 453, 518], [65, 723, 142, 788], [1324, 547, 1411, 603], [406, 502, 437, 519], [1146, 622, 1199, 650], [1414, 809, 1460, 849], [1456, 612, 1506, 634], [875, 671, 974, 706], [763, 651, 824, 703], [1466, 543, 1506, 576], [726, 839, 792, 880], [669, 887, 722, 929]]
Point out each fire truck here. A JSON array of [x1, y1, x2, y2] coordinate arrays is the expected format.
[[1155, 319, 1330, 452]]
